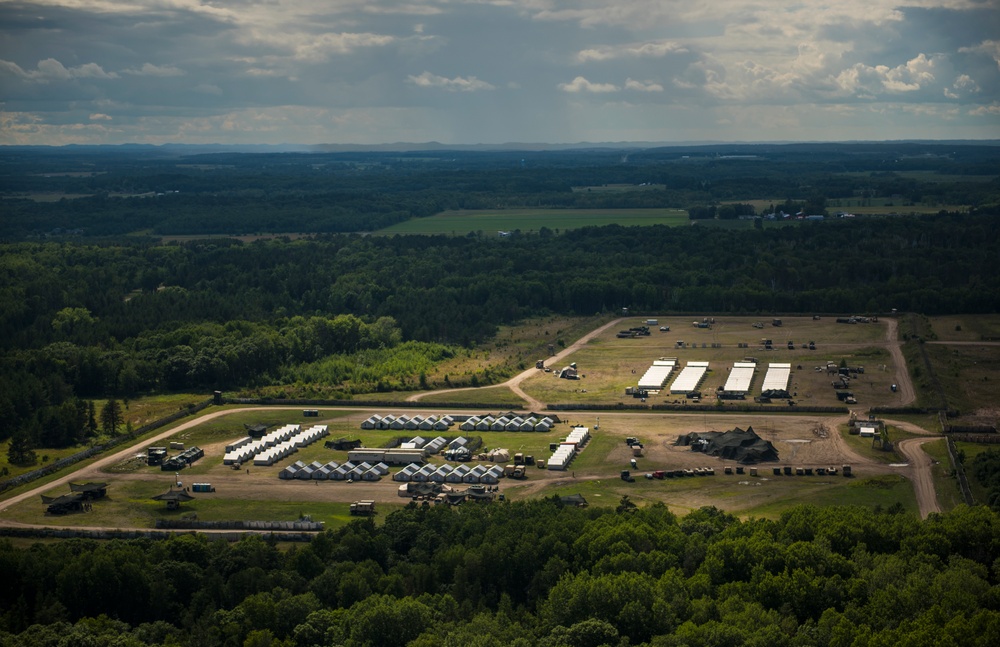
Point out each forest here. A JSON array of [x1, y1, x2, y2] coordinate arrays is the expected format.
[[1, 501, 998, 646], [2, 142, 999, 455], [3, 212, 1000, 453], [2, 142, 999, 238]]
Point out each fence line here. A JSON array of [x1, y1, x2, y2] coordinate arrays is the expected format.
[[0, 398, 213, 494], [945, 436, 974, 505]]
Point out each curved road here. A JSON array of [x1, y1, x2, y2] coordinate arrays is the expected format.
[[2, 316, 942, 530], [407, 317, 625, 410], [896, 437, 942, 518]]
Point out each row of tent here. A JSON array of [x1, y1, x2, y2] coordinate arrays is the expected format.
[[224, 424, 301, 465], [253, 426, 330, 466], [224, 425, 329, 466], [548, 426, 591, 471], [393, 462, 504, 485], [279, 460, 390, 481], [399, 435, 468, 454], [361, 414, 455, 430], [459, 415, 554, 432]]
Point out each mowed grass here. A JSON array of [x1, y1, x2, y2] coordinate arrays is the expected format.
[[376, 208, 690, 235], [920, 343, 1000, 416], [6, 476, 399, 530], [512, 471, 917, 519], [929, 314, 1000, 342]]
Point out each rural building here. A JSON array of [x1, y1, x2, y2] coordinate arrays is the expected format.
[[559, 365, 579, 379]]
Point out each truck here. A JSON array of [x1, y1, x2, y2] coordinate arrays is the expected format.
[[350, 500, 376, 516], [620, 470, 634, 482]]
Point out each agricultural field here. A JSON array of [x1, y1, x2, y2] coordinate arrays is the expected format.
[[376, 208, 690, 235]]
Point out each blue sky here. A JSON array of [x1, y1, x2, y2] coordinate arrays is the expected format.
[[1, 0, 998, 145]]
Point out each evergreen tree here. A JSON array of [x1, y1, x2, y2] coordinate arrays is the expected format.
[[100, 398, 123, 435], [7, 431, 37, 466]]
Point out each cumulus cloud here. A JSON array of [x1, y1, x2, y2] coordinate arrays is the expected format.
[[292, 33, 396, 62], [407, 71, 495, 91], [0, 58, 118, 82], [122, 63, 184, 77], [558, 76, 619, 93], [959, 39, 1000, 70], [832, 54, 939, 97], [577, 41, 686, 62], [625, 78, 664, 92], [89, 113, 112, 121]]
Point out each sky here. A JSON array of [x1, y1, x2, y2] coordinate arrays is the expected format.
[[1, 0, 999, 146]]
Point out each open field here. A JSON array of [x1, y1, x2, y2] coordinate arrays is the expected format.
[[922, 343, 1000, 420], [570, 183, 667, 192], [0, 405, 931, 529], [376, 208, 690, 235], [929, 314, 1000, 341], [517, 315, 901, 409]]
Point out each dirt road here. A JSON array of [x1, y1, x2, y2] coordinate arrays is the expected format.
[[884, 318, 916, 406], [407, 317, 624, 410], [895, 437, 942, 518]]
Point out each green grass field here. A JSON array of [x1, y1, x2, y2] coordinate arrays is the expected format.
[[376, 208, 690, 235], [512, 471, 917, 519]]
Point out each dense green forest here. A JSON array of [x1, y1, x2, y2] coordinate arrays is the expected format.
[[2, 143, 999, 452], [1, 502, 998, 646], [2, 143, 999, 237], [3, 212, 1000, 449]]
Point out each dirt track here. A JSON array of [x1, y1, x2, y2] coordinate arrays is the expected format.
[[1, 317, 944, 531], [407, 317, 625, 409], [884, 318, 916, 406]]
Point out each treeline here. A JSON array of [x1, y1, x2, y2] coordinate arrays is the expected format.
[[3, 144, 998, 238], [0, 502, 997, 646], [972, 448, 1000, 510]]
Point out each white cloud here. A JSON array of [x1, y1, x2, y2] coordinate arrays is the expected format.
[[1, 58, 118, 82], [625, 78, 664, 92], [558, 76, 619, 93], [944, 73, 980, 98], [959, 39, 1000, 70], [407, 71, 495, 91], [832, 54, 939, 96], [293, 33, 396, 62], [969, 102, 1000, 116], [89, 113, 112, 121], [577, 41, 686, 62], [122, 63, 184, 77]]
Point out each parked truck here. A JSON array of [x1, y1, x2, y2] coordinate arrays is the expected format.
[[350, 500, 376, 516]]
